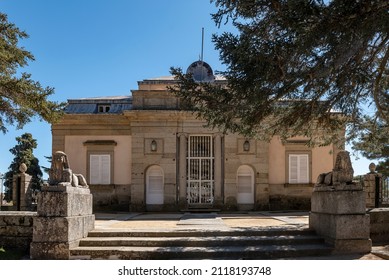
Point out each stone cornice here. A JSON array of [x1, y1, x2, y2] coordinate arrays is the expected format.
[[54, 114, 129, 125], [123, 110, 198, 121], [83, 140, 117, 146]]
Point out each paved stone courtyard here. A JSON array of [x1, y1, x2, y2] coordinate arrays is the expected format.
[[94, 212, 307, 230]]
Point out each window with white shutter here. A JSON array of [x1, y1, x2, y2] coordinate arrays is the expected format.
[[288, 154, 309, 184], [89, 154, 111, 184]]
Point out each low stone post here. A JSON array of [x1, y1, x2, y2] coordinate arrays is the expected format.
[[309, 151, 371, 254], [12, 163, 34, 211], [363, 163, 382, 208], [30, 151, 95, 259]]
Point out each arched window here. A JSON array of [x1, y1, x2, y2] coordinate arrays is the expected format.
[[237, 165, 254, 204], [146, 165, 164, 205]]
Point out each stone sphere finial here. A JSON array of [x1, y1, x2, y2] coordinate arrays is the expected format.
[[19, 163, 27, 173], [369, 162, 376, 174]]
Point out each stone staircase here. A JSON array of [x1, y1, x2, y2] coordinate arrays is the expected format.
[[70, 228, 333, 260]]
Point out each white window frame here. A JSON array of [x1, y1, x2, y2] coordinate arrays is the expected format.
[[288, 154, 309, 184], [89, 154, 111, 185]]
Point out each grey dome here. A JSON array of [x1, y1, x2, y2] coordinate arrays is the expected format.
[[186, 60, 215, 82]]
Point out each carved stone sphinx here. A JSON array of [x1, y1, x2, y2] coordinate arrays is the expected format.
[[48, 151, 88, 188], [316, 150, 354, 186]]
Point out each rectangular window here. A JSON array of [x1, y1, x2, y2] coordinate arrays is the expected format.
[[97, 104, 111, 113], [289, 154, 309, 184], [89, 154, 111, 184]]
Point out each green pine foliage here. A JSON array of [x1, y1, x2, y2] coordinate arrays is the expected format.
[[170, 0, 388, 146], [353, 116, 389, 176], [0, 12, 66, 133], [3, 133, 43, 201], [376, 160, 389, 176]]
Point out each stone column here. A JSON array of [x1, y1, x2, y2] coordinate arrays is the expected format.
[[214, 133, 223, 207], [178, 133, 187, 209], [30, 184, 95, 259]]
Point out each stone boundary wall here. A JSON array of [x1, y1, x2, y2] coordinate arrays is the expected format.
[[0, 212, 36, 252], [269, 184, 314, 210], [369, 208, 389, 244], [90, 184, 131, 212]]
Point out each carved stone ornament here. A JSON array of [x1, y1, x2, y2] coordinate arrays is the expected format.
[[369, 162, 376, 174], [316, 151, 354, 186], [48, 151, 89, 188], [19, 163, 28, 173]]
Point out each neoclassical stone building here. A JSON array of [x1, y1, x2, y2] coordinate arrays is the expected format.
[[52, 61, 343, 212]]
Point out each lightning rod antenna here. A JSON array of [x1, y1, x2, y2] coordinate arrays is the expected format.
[[200, 27, 204, 63]]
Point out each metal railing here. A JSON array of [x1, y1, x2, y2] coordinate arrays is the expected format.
[[381, 176, 389, 207], [187, 135, 214, 206]]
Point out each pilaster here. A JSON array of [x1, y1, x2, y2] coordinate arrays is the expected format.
[[214, 133, 223, 208], [178, 133, 188, 209]]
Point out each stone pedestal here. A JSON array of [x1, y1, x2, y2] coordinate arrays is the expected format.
[[30, 184, 95, 259], [309, 183, 372, 254]]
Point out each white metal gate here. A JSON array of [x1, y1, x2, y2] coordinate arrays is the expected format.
[[187, 135, 214, 206]]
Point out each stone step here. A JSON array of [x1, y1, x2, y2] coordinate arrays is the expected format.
[[181, 208, 221, 212], [87, 228, 315, 238], [71, 227, 333, 259], [78, 234, 324, 247], [70, 243, 333, 260]]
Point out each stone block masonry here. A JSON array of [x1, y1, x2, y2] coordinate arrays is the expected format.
[[364, 173, 383, 208], [0, 212, 36, 252], [37, 185, 93, 217], [310, 184, 372, 254], [309, 151, 372, 254], [30, 184, 95, 259], [309, 185, 371, 253], [369, 208, 389, 244]]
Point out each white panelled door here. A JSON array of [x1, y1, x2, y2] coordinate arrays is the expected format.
[[146, 165, 164, 205], [237, 165, 254, 204]]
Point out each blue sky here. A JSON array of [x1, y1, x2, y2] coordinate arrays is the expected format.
[[0, 0, 372, 178]]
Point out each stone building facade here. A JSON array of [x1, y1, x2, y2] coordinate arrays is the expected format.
[[52, 61, 343, 212]]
